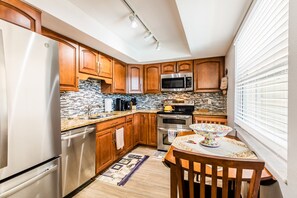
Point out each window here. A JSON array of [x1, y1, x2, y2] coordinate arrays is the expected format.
[[234, 0, 288, 161]]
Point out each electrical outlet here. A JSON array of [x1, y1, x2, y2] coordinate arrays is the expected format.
[[207, 99, 212, 104]]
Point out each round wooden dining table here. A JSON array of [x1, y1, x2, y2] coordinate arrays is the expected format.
[[162, 131, 274, 198]]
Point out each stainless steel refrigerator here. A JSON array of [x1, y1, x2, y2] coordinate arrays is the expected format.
[[0, 19, 62, 197]]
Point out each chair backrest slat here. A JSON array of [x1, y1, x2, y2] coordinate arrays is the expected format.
[[173, 148, 265, 198], [235, 168, 243, 198], [222, 167, 229, 198], [200, 163, 206, 198], [188, 161, 195, 198], [211, 165, 217, 198]]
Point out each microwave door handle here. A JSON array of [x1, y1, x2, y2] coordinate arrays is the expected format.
[[0, 29, 8, 169]]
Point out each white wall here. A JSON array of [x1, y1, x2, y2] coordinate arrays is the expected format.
[[225, 0, 297, 197]]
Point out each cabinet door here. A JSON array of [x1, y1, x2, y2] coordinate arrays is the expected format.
[[147, 114, 157, 146], [125, 121, 133, 152], [42, 28, 78, 92], [113, 123, 126, 160], [194, 57, 224, 92], [139, 114, 149, 144], [133, 113, 140, 146], [79, 45, 99, 76], [98, 54, 112, 78], [113, 60, 126, 93], [127, 65, 143, 94], [0, 0, 41, 33], [96, 129, 114, 173], [144, 64, 161, 93], [177, 60, 193, 73], [161, 62, 176, 74]]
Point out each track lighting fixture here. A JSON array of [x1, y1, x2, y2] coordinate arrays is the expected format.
[[129, 13, 138, 28], [122, 0, 161, 51]]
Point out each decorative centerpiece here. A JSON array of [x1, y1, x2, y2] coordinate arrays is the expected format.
[[189, 124, 233, 147]]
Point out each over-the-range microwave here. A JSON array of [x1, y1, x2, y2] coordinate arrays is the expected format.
[[161, 72, 193, 92]]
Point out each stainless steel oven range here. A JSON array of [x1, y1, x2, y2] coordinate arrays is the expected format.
[[157, 100, 194, 151]]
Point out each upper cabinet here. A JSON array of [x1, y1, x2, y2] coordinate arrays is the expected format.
[[194, 57, 224, 92], [161, 61, 193, 74], [161, 62, 176, 74], [113, 60, 126, 93], [144, 64, 161, 93], [79, 45, 99, 76], [127, 65, 143, 94], [42, 28, 79, 92], [0, 0, 41, 33], [98, 54, 113, 79], [177, 60, 193, 73], [102, 60, 126, 94]]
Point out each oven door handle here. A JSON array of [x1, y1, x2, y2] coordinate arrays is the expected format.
[[158, 115, 191, 119]]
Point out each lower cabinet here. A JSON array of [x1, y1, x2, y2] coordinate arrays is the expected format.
[[125, 121, 134, 152], [139, 113, 157, 146], [133, 113, 140, 146], [113, 123, 126, 160], [96, 128, 114, 173]]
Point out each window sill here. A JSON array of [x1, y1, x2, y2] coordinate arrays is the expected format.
[[235, 126, 287, 184]]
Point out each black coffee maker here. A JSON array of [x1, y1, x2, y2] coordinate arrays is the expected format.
[[115, 98, 125, 111]]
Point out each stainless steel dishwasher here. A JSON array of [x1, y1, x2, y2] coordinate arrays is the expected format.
[[61, 125, 96, 197]]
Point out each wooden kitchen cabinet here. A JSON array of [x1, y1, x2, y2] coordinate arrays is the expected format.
[[125, 121, 134, 152], [113, 123, 126, 159], [193, 115, 227, 125], [127, 65, 143, 94], [101, 60, 126, 93], [139, 113, 149, 144], [144, 64, 161, 93], [42, 28, 79, 92], [161, 62, 176, 74], [96, 128, 114, 173], [147, 113, 157, 146], [133, 113, 140, 146], [98, 53, 113, 79], [0, 0, 41, 33], [194, 57, 224, 92], [79, 45, 99, 76], [177, 60, 193, 73]]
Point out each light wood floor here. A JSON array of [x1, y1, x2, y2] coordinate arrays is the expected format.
[[74, 146, 170, 198]]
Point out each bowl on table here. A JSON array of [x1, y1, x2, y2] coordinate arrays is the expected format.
[[189, 123, 233, 147]]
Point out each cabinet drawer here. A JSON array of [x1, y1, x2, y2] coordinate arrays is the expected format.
[[126, 115, 133, 122], [96, 117, 126, 131]]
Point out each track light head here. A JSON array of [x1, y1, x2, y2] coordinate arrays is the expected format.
[[144, 31, 153, 41], [129, 13, 138, 28], [156, 41, 161, 51]]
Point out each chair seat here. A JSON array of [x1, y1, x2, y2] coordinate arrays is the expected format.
[[183, 180, 237, 198]]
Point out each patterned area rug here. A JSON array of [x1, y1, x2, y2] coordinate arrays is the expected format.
[[97, 153, 149, 186]]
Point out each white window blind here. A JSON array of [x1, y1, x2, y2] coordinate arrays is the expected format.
[[234, 0, 288, 161]]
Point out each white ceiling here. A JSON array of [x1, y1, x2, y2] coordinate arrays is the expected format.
[[25, 0, 252, 64]]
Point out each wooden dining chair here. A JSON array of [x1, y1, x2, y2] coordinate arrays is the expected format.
[[173, 149, 265, 198], [194, 117, 228, 125]]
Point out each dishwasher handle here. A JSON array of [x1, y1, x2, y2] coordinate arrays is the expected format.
[[61, 127, 95, 141]]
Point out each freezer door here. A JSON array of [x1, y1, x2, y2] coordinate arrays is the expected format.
[[0, 19, 61, 180], [0, 158, 61, 198]]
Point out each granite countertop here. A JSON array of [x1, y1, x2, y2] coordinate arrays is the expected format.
[[61, 109, 160, 132], [192, 110, 227, 116]]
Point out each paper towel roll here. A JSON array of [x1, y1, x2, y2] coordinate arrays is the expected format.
[[105, 98, 113, 112]]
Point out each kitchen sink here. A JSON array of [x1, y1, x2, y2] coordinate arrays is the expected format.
[[88, 113, 116, 119]]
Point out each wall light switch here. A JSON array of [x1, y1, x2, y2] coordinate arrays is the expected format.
[[207, 99, 212, 104]]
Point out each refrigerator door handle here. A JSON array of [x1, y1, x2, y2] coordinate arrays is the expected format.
[[61, 127, 95, 141], [0, 165, 58, 197], [0, 29, 8, 169]]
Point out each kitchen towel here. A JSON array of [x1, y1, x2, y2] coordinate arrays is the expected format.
[[116, 127, 124, 150], [168, 129, 177, 143]]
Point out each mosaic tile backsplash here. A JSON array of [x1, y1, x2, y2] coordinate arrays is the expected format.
[[60, 80, 227, 118]]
